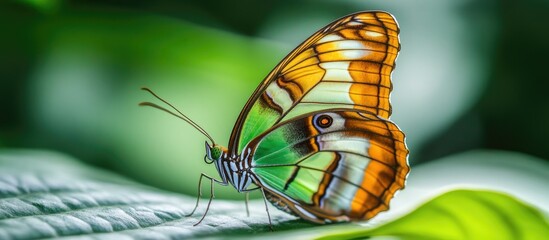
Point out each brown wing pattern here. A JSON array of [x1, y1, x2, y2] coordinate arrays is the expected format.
[[229, 11, 401, 154], [249, 109, 409, 223]]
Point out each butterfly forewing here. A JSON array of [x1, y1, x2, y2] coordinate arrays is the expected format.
[[229, 12, 401, 154], [248, 109, 408, 223]]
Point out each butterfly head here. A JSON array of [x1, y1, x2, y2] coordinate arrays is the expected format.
[[204, 141, 227, 164]]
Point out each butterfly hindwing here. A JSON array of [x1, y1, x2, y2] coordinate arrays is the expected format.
[[229, 11, 401, 154], [246, 109, 409, 223]]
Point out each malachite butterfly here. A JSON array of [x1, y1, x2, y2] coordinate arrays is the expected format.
[[141, 11, 410, 228]]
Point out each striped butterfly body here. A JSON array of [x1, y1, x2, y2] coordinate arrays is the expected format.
[[141, 11, 409, 226]]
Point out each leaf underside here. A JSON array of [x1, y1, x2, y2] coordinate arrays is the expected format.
[[0, 150, 315, 239]]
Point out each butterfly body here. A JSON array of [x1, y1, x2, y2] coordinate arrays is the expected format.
[[142, 11, 409, 226], [206, 144, 254, 193]]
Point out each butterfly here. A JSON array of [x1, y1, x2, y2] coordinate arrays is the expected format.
[[140, 11, 409, 228]]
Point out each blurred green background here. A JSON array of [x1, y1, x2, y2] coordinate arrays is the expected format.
[[1, 0, 548, 199]]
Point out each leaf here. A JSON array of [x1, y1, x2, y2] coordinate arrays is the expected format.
[[0, 150, 314, 239], [1, 150, 548, 239], [316, 190, 549, 240]]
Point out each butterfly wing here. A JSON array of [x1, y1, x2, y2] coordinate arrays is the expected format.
[[228, 11, 401, 155], [245, 109, 409, 223]]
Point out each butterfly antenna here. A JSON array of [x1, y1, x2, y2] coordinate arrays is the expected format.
[[139, 87, 215, 145]]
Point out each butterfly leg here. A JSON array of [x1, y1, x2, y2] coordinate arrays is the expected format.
[[259, 187, 274, 231], [245, 192, 250, 217], [186, 173, 226, 226], [242, 187, 273, 230], [241, 187, 259, 216], [186, 173, 207, 217]]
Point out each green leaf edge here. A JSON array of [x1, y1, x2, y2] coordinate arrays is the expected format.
[[316, 189, 549, 240]]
